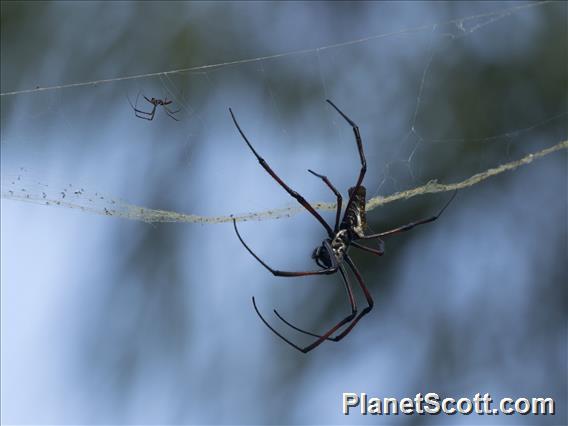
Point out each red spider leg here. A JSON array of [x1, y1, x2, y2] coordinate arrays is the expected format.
[[326, 255, 374, 341], [271, 254, 373, 345], [229, 108, 334, 237], [273, 264, 357, 342], [351, 240, 384, 256], [232, 219, 337, 277], [326, 99, 366, 221], [360, 191, 457, 240], [274, 240, 383, 341], [307, 169, 342, 233], [253, 278, 358, 353]]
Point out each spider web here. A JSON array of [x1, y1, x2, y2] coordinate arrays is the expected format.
[[2, 4, 567, 424], [1, 1, 566, 225]]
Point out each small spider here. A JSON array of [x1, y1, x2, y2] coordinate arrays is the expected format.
[[130, 93, 180, 121], [230, 100, 456, 353]]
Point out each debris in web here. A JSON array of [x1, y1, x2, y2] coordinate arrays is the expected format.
[[3, 140, 566, 225]]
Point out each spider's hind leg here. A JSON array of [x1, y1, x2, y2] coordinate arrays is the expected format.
[[328, 255, 374, 341], [272, 265, 357, 342], [253, 285, 356, 353]]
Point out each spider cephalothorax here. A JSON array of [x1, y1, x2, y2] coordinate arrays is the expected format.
[[230, 100, 455, 353]]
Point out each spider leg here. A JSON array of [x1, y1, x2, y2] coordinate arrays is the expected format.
[[352, 240, 384, 256], [126, 92, 139, 111], [327, 255, 374, 341], [273, 265, 357, 341], [233, 219, 337, 276], [133, 106, 156, 121], [127, 93, 155, 121], [273, 242, 381, 343], [129, 93, 157, 121], [308, 169, 342, 233], [326, 99, 366, 219], [164, 113, 179, 121], [133, 109, 154, 116], [163, 107, 180, 121], [164, 106, 181, 114], [229, 108, 334, 237], [253, 297, 310, 352], [255, 255, 371, 352], [361, 191, 457, 240], [253, 292, 356, 353]]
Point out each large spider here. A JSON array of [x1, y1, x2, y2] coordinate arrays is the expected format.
[[129, 93, 180, 121], [230, 100, 456, 353]]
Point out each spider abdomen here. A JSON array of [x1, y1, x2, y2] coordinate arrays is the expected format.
[[342, 185, 368, 238]]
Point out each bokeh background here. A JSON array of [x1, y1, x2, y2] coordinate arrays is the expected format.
[[1, 1, 566, 424]]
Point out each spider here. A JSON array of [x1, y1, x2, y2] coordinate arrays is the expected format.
[[129, 93, 180, 121], [230, 100, 456, 353]]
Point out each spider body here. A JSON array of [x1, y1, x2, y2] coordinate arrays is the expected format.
[[313, 231, 346, 269], [314, 187, 367, 268], [130, 94, 180, 121], [342, 185, 368, 238], [149, 97, 170, 107], [230, 100, 455, 353]]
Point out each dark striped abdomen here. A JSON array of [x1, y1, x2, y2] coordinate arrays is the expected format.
[[341, 186, 367, 236]]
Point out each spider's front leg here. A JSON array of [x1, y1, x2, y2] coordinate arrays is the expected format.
[[229, 108, 334, 237], [308, 169, 342, 233], [326, 99, 367, 216]]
